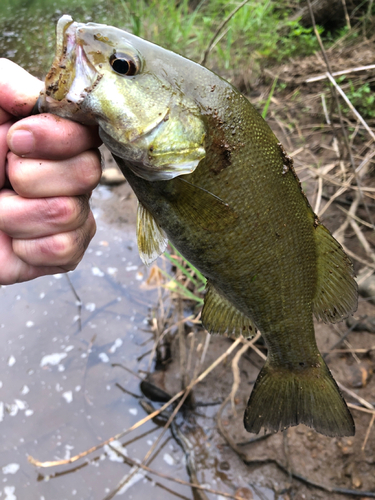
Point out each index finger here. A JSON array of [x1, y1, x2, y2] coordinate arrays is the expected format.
[[0, 122, 12, 188], [0, 108, 12, 126], [8, 114, 102, 160]]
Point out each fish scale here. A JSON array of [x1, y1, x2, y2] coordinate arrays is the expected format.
[[38, 15, 357, 437]]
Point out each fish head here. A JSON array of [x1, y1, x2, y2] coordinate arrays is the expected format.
[[39, 15, 206, 180]]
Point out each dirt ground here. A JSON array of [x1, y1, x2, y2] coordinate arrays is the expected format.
[[97, 37, 375, 500]]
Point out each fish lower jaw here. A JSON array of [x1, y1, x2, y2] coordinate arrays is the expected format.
[[44, 19, 99, 105]]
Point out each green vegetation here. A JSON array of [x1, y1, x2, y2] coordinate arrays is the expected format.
[[0, 0, 335, 77], [336, 77, 375, 121], [261, 76, 278, 119], [159, 244, 206, 305]]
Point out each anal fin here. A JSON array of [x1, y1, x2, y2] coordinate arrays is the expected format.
[[137, 202, 168, 266], [201, 281, 257, 338], [312, 223, 358, 323]]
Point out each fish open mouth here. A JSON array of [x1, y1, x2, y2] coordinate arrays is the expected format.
[[44, 15, 98, 105]]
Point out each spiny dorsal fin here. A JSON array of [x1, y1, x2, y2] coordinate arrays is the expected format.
[[312, 223, 357, 323], [201, 281, 257, 338], [137, 202, 168, 266]]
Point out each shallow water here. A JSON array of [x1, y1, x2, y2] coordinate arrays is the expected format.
[[0, 186, 183, 500]]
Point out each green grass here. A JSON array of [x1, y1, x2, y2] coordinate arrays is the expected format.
[[336, 77, 375, 121], [158, 244, 206, 305], [261, 76, 278, 119]]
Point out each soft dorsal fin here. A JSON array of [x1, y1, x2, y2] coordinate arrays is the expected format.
[[201, 281, 257, 338], [312, 222, 357, 323], [137, 202, 168, 266]]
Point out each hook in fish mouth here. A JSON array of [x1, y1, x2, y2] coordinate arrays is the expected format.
[[44, 15, 98, 104]]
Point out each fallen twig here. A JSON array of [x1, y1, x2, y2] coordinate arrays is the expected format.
[[325, 72, 375, 142], [65, 273, 82, 332], [336, 204, 374, 229], [327, 347, 375, 353], [28, 337, 243, 468], [306, 69, 375, 83], [333, 190, 361, 244], [348, 403, 375, 415], [230, 334, 261, 414], [340, 243, 375, 270], [362, 412, 375, 452], [323, 316, 367, 358], [106, 444, 242, 500], [103, 384, 195, 499], [341, 0, 351, 29], [349, 218, 375, 262], [337, 381, 375, 411]]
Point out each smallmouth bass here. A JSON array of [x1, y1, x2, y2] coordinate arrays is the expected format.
[[38, 16, 358, 437]]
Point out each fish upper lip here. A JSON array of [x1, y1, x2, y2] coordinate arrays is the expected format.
[[65, 42, 99, 104]]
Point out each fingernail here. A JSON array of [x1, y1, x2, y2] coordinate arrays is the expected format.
[[9, 130, 35, 155]]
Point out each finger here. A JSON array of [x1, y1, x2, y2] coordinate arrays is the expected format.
[[12, 211, 96, 269], [7, 114, 102, 160], [0, 191, 92, 239], [0, 108, 12, 125], [0, 122, 12, 187], [0, 59, 43, 117], [7, 149, 102, 198], [0, 231, 66, 284]]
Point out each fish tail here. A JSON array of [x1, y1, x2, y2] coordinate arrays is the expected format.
[[244, 359, 354, 437]]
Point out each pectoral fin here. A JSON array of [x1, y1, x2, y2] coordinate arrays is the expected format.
[[137, 202, 168, 266], [202, 281, 257, 338], [174, 177, 238, 232], [312, 223, 358, 323]]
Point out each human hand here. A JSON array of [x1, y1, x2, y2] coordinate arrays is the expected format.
[[0, 59, 102, 285]]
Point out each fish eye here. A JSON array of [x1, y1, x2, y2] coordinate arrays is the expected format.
[[110, 53, 139, 76]]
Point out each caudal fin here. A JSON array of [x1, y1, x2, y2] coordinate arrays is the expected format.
[[244, 359, 354, 437]]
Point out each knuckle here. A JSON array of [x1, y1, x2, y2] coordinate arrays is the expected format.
[[13, 212, 95, 268], [43, 197, 79, 226], [0, 192, 17, 233], [7, 154, 27, 191], [75, 150, 102, 191], [42, 221, 93, 266], [40, 233, 81, 265]]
